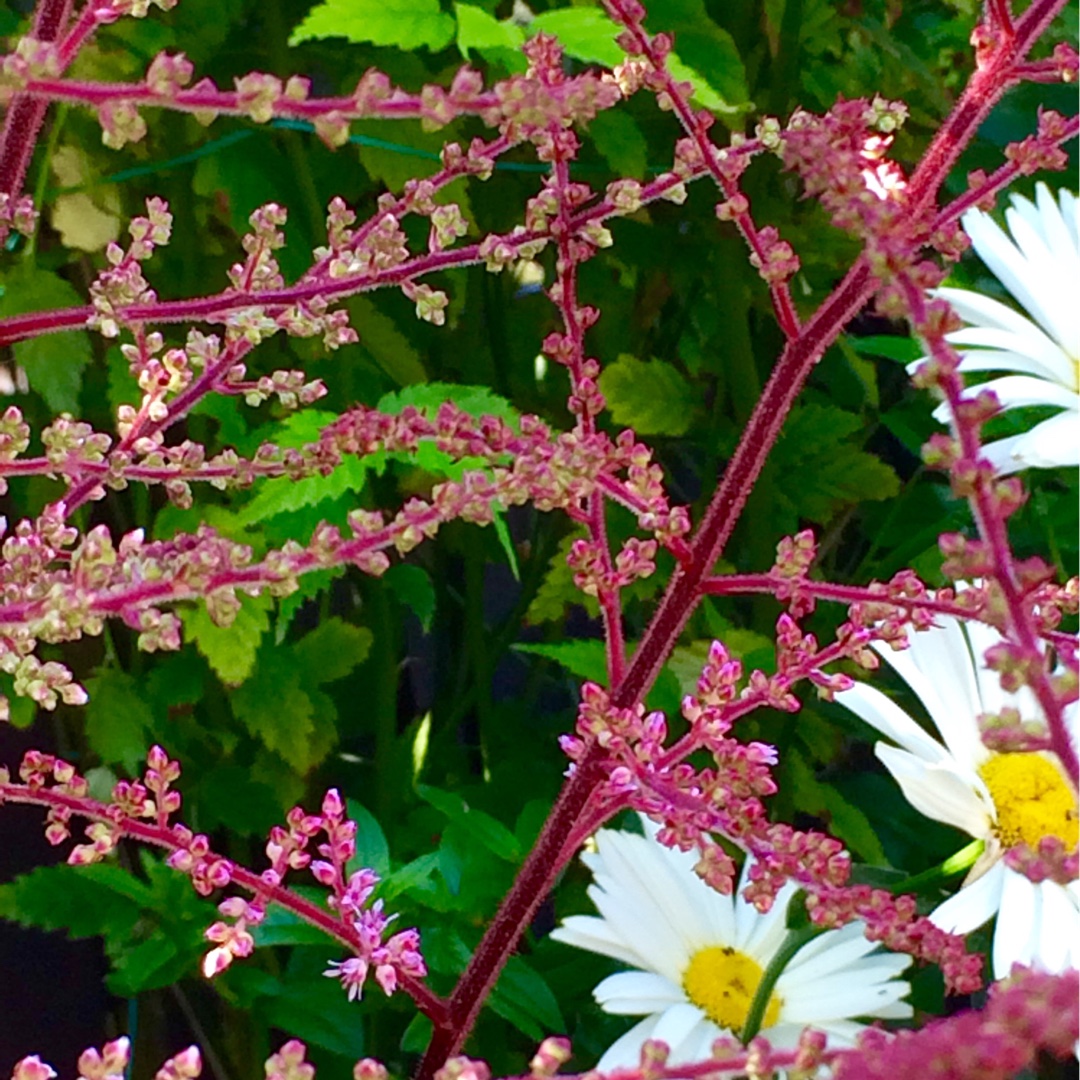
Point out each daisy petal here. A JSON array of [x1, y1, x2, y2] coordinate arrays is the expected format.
[[931, 861, 1005, 935]]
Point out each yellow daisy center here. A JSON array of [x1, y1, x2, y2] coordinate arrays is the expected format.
[[978, 752, 1079, 849], [681, 946, 782, 1033]]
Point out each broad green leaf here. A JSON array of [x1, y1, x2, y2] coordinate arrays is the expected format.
[[231, 663, 317, 767], [291, 617, 373, 686], [417, 784, 521, 862], [848, 334, 922, 365], [181, 593, 272, 686], [598, 354, 696, 436], [489, 955, 565, 1040], [84, 669, 154, 774], [529, 8, 625, 66], [588, 109, 648, 178], [380, 852, 439, 900], [260, 975, 368, 1057], [197, 764, 284, 834], [384, 563, 437, 631], [346, 798, 392, 878], [455, 2, 525, 57], [290, 0, 455, 51], [0, 268, 92, 413], [529, 8, 742, 113], [788, 751, 889, 866]]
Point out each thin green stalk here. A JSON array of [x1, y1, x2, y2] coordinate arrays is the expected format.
[[741, 923, 825, 1043], [888, 839, 984, 895]]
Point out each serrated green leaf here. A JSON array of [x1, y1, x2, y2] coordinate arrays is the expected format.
[[514, 639, 608, 684], [107, 934, 181, 996], [349, 295, 425, 384], [455, 2, 525, 57], [290, 0, 455, 50], [239, 457, 369, 525], [376, 381, 517, 421], [0, 864, 144, 938], [489, 955, 565, 1040], [181, 593, 272, 686], [0, 268, 92, 413], [291, 617, 373, 686], [197, 765, 284, 835], [232, 663, 316, 767], [84, 668, 154, 773], [417, 784, 520, 862], [384, 563, 437, 631], [598, 354, 696, 436], [770, 403, 900, 525]]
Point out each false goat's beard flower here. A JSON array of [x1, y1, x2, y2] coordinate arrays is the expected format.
[[913, 183, 1079, 474], [835, 616, 1079, 979], [551, 823, 912, 1069]]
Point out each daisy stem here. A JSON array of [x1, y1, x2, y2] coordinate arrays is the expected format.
[[740, 923, 825, 1044], [887, 839, 985, 895]]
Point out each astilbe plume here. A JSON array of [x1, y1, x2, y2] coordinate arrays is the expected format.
[[0, 0, 1076, 1074]]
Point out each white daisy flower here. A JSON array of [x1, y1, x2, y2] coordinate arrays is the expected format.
[[550, 824, 913, 1070], [835, 616, 1080, 979], [911, 183, 1079, 474]]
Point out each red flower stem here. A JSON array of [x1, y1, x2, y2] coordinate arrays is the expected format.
[[905, 281, 1078, 782], [415, 751, 605, 1076], [0, 0, 73, 199], [701, 573, 1069, 646], [0, 780, 448, 1022], [0, 168, 703, 347], [13, 76, 500, 124], [904, 0, 1068, 214]]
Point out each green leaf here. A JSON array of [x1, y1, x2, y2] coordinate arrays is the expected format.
[[380, 852, 439, 900], [417, 784, 521, 862], [376, 381, 517, 422], [260, 974, 368, 1057], [384, 564, 437, 631], [529, 8, 744, 113], [107, 934, 181, 996], [231, 663, 317, 767], [529, 8, 625, 66], [291, 617, 373, 686], [181, 593, 272, 686], [290, 0, 455, 51], [514, 639, 608, 684], [788, 751, 889, 865], [84, 668, 154, 773], [0, 268, 92, 413], [598, 354, 696, 436], [769, 403, 900, 525], [455, 2, 525, 57], [197, 765, 284, 835], [848, 334, 922, 365], [349, 296, 427, 384], [514, 638, 681, 714], [588, 109, 648, 178], [346, 799, 392, 878], [489, 955, 565, 1040]]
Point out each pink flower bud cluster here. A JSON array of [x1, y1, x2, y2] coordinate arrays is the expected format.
[[832, 967, 1079, 1079]]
